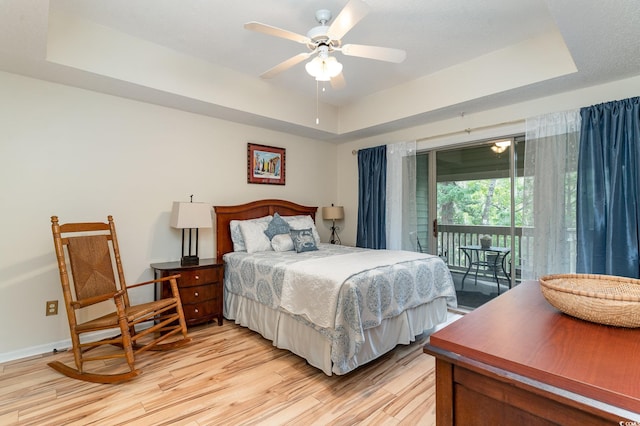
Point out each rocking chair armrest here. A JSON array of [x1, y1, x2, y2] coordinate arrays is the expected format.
[[72, 289, 127, 308], [127, 274, 181, 290]]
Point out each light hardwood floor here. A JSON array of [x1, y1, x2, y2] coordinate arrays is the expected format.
[[0, 321, 440, 425]]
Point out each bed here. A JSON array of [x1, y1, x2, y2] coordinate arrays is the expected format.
[[214, 199, 457, 375]]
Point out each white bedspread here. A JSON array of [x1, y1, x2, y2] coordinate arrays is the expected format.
[[280, 250, 433, 328]]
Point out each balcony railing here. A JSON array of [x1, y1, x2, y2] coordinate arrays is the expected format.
[[433, 224, 576, 285], [437, 224, 523, 284]]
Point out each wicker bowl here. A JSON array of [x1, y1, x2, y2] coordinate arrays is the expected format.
[[539, 273, 640, 328]]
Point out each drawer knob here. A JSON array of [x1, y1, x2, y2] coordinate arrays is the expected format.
[[194, 292, 199, 297], [194, 308, 199, 313], [195, 275, 199, 280]]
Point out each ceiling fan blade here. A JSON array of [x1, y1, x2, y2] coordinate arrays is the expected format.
[[331, 72, 346, 90], [326, 0, 371, 41], [244, 22, 310, 44], [260, 52, 313, 79], [340, 44, 407, 63]]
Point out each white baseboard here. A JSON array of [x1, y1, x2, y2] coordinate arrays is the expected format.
[[0, 339, 71, 364], [0, 323, 154, 364]]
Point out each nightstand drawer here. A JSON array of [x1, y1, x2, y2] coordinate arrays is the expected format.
[[177, 268, 221, 286], [179, 283, 218, 304], [182, 301, 217, 323], [151, 259, 224, 327]]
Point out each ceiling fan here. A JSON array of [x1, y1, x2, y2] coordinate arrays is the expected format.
[[244, 0, 406, 88]]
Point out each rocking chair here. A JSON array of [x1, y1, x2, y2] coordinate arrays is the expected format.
[[50, 215, 191, 384]]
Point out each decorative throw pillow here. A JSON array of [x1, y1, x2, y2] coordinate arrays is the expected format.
[[239, 220, 273, 253], [230, 215, 272, 251], [271, 233, 294, 252], [284, 215, 321, 244], [264, 212, 291, 240], [290, 228, 318, 253]]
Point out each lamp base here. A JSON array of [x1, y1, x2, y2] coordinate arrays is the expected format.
[[180, 255, 200, 266], [329, 225, 341, 245]]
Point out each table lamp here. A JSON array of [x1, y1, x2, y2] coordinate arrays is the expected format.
[[170, 198, 212, 265], [322, 204, 344, 244]]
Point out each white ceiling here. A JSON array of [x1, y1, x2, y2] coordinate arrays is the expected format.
[[1, 0, 639, 142]]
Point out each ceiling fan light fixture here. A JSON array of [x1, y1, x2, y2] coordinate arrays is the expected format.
[[305, 55, 343, 81], [491, 140, 511, 154]]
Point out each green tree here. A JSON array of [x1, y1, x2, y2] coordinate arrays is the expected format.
[[437, 177, 525, 226]]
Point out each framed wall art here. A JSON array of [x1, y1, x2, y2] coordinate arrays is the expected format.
[[247, 143, 286, 185]]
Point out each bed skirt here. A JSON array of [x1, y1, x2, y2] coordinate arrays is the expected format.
[[224, 291, 449, 375]]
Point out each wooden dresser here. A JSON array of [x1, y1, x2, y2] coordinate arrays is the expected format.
[[424, 280, 640, 425], [151, 258, 224, 327]]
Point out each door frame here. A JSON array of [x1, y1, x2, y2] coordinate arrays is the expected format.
[[424, 136, 521, 288]]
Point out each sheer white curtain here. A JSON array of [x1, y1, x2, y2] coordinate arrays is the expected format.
[[522, 110, 581, 279], [386, 141, 417, 250]]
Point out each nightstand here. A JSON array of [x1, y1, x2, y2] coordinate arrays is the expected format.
[[151, 258, 224, 327]]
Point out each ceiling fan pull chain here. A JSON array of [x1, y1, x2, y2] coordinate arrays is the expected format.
[[316, 79, 320, 125]]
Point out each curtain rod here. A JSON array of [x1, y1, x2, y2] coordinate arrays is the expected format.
[[351, 119, 524, 155], [417, 119, 524, 143]]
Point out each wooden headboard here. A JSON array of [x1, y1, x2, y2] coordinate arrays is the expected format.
[[213, 199, 318, 261]]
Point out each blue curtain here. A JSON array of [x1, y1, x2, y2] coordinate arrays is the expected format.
[[356, 145, 387, 248], [576, 97, 640, 277]]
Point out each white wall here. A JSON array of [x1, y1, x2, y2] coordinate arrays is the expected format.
[[335, 75, 640, 245], [0, 71, 337, 360]]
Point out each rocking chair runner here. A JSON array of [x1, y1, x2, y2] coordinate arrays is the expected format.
[[50, 215, 191, 384]]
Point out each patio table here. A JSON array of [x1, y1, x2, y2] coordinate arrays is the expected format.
[[459, 245, 511, 293]]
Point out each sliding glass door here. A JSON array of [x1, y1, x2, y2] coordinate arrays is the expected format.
[[417, 136, 525, 307]]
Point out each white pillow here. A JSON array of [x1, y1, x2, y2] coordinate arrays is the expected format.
[[271, 233, 294, 252], [239, 220, 273, 253], [230, 215, 272, 251], [283, 215, 321, 244]]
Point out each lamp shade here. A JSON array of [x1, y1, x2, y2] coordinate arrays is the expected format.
[[322, 206, 344, 220], [170, 202, 212, 229]]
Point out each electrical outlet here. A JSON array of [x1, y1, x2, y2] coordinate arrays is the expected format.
[[46, 300, 58, 316]]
